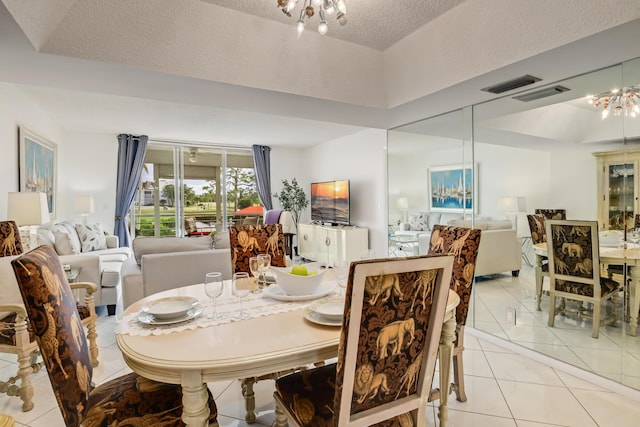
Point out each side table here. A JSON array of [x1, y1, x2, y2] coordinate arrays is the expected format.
[[65, 267, 81, 283]]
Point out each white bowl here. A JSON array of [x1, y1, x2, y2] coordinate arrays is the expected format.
[[271, 262, 327, 296], [141, 296, 198, 319]]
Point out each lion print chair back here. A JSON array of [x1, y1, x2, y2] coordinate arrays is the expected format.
[[535, 209, 566, 220], [274, 256, 453, 427], [229, 224, 287, 273], [12, 245, 219, 427], [0, 220, 24, 257], [427, 224, 481, 403], [545, 220, 621, 339]]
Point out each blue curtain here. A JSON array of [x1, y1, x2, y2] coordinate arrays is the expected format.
[[252, 145, 273, 210], [114, 134, 148, 247]]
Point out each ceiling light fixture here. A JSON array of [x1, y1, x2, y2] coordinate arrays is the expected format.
[[277, 0, 347, 37], [588, 86, 640, 119]]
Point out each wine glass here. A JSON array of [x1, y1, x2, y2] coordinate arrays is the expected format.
[[249, 256, 261, 292], [257, 254, 271, 290], [333, 259, 349, 296], [232, 272, 251, 320], [204, 272, 224, 319]]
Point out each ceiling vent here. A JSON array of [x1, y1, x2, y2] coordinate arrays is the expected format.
[[513, 85, 570, 102], [481, 75, 542, 94]]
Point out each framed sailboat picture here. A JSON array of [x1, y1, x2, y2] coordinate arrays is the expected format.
[[19, 127, 57, 216], [428, 164, 477, 212]]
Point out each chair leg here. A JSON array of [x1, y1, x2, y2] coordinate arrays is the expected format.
[[241, 377, 256, 423], [452, 347, 466, 402], [548, 294, 556, 327], [273, 393, 290, 427], [15, 351, 35, 412], [85, 316, 100, 367], [592, 301, 601, 339]]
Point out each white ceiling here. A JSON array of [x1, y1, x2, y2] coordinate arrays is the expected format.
[[2, 0, 640, 149]]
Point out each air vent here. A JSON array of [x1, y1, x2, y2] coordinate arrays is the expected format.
[[481, 75, 542, 94], [513, 85, 570, 102]]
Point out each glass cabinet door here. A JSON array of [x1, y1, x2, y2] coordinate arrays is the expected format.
[[606, 161, 637, 230]]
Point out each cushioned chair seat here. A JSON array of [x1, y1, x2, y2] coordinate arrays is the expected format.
[[555, 277, 620, 297], [86, 371, 218, 426]]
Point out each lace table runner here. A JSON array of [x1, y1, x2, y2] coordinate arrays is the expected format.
[[116, 288, 337, 337]]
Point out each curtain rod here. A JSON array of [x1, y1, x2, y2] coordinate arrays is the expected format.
[[148, 138, 252, 151]]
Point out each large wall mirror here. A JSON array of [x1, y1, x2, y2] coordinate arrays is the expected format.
[[388, 57, 640, 390]]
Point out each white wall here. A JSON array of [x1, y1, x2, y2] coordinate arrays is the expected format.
[[548, 150, 598, 220], [0, 83, 65, 220], [304, 129, 388, 258]]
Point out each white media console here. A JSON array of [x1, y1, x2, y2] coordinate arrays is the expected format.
[[297, 223, 369, 265]]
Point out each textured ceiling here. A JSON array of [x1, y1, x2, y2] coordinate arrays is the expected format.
[[204, 0, 466, 50]]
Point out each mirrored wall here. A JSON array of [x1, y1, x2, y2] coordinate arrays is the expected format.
[[388, 57, 640, 390]]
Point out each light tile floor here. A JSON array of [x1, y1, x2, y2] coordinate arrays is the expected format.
[[1, 288, 640, 425]]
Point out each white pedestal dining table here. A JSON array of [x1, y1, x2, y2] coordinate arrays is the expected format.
[[533, 242, 640, 336], [116, 281, 460, 427]]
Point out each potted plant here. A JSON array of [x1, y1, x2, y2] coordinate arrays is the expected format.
[[278, 178, 309, 225]]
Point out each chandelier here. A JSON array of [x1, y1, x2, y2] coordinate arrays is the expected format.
[[588, 86, 640, 119], [277, 0, 347, 37]]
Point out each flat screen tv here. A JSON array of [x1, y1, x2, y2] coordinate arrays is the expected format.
[[311, 180, 350, 225]]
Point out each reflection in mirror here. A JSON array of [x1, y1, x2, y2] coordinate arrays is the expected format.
[[388, 57, 640, 391]]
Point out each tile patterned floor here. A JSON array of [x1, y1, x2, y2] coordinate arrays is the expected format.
[[1, 285, 640, 426]]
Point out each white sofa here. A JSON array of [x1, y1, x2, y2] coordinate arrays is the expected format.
[[37, 221, 132, 314], [121, 233, 232, 309], [397, 212, 522, 277]]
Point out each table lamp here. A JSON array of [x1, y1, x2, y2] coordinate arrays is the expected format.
[[7, 192, 50, 251], [74, 195, 95, 225]]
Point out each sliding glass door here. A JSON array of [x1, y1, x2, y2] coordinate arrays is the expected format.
[[133, 143, 256, 238]]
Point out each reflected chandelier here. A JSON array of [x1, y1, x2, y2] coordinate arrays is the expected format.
[[277, 0, 347, 36], [588, 86, 640, 119]]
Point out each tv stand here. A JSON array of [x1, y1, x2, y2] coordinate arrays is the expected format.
[[298, 223, 369, 264]]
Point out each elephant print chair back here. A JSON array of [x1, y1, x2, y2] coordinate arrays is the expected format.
[[0, 221, 24, 257], [427, 225, 482, 328], [274, 256, 453, 426], [229, 224, 287, 273], [12, 245, 220, 426], [545, 220, 621, 338]]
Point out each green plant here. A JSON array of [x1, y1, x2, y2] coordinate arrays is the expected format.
[[278, 178, 309, 224]]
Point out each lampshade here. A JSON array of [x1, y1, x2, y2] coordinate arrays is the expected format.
[[497, 196, 527, 212], [74, 195, 95, 215], [397, 197, 409, 210], [7, 192, 50, 226]]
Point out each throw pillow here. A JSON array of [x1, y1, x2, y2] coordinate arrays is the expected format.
[[75, 223, 107, 252], [409, 213, 428, 231], [213, 231, 230, 249]]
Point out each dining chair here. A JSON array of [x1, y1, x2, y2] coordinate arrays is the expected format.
[[527, 214, 551, 311], [546, 220, 622, 339], [427, 224, 482, 403], [0, 220, 41, 412], [273, 255, 454, 427], [11, 245, 219, 427], [228, 223, 291, 422], [535, 209, 567, 220], [229, 223, 288, 273], [264, 210, 295, 258]]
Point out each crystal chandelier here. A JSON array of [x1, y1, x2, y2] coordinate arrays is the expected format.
[[588, 86, 640, 119], [277, 0, 347, 37]]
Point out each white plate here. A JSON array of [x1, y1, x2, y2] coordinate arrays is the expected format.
[[138, 303, 204, 325], [141, 296, 199, 319], [311, 297, 344, 321], [303, 307, 342, 327], [263, 281, 335, 301]]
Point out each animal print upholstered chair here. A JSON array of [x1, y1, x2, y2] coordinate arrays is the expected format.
[[545, 220, 621, 339], [229, 223, 288, 273], [273, 256, 454, 427], [0, 220, 40, 412], [528, 214, 551, 311], [11, 245, 220, 426], [427, 225, 482, 403], [535, 209, 567, 220]]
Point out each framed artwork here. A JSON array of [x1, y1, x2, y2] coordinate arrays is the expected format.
[[19, 127, 57, 216], [428, 164, 477, 212]]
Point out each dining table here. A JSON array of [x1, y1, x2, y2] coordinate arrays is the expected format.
[[533, 241, 640, 336], [116, 279, 460, 427]]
